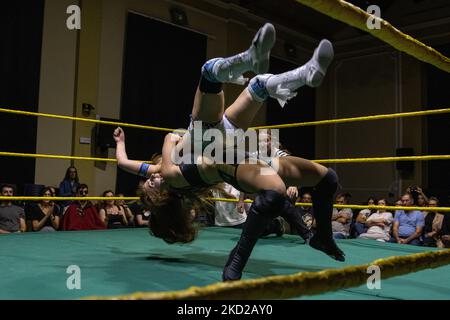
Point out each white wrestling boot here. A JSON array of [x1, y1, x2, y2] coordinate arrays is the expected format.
[[248, 39, 334, 107], [202, 23, 276, 85]]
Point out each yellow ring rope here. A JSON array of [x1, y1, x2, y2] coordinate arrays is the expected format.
[[2, 197, 449, 213], [0, 152, 152, 164], [207, 198, 450, 213], [2, 107, 449, 132], [1, 151, 449, 164], [252, 108, 450, 130], [313, 155, 450, 164], [87, 249, 450, 300], [295, 0, 450, 73], [0, 151, 117, 163], [0, 108, 184, 133]]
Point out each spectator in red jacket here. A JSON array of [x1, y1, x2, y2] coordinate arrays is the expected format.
[[62, 184, 105, 231]]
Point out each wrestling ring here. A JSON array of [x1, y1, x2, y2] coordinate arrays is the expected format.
[[1, 0, 450, 300]]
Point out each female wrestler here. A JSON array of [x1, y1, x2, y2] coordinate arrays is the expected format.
[[114, 23, 344, 280]]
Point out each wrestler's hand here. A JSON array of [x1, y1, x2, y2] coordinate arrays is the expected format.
[[113, 127, 125, 143], [286, 186, 298, 202], [165, 133, 182, 143]]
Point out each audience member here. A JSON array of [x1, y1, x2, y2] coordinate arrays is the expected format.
[[59, 166, 80, 207], [115, 193, 134, 226], [62, 184, 105, 231], [406, 186, 428, 207], [297, 192, 315, 233], [98, 190, 128, 229], [353, 197, 377, 237], [358, 199, 393, 242], [422, 197, 444, 247], [391, 193, 424, 246], [49, 186, 57, 196], [440, 211, 450, 248], [130, 200, 150, 228], [29, 187, 61, 232], [0, 184, 26, 234], [332, 193, 353, 239], [3, 164, 449, 247]]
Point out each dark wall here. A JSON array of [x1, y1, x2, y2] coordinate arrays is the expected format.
[[0, 1, 44, 194], [118, 13, 206, 195], [426, 44, 450, 206], [266, 57, 316, 159]]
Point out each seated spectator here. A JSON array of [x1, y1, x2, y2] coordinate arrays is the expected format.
[[130, 200, 150, 228], [29, 187, 61, 232], [406, 186, 428, 207], [0, 184, 26, 234], [440, 211, 450, 248], [422, 197, 444, 247], [358, 199, 393, 242], [62, 184, 105, 231], [48, 186, 62, 208], [115, 193, 134, 227], [332, 193, 353, 239], [417, 193, 428, 207], [390, 193, 424, 246], [49, 186, 57, 195], [297, 192, 315, 233], [59, 166, 80, 207], [98, 190, 128, 229], [353, 197, 377, 237]]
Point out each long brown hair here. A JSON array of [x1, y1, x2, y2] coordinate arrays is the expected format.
[[97, 190, 115, 211], [139, 184, 220, 244]]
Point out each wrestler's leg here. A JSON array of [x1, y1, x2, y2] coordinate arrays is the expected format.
[[277, 157, 345, 261], [225, 39, 334, 130], [224, 88, 263, 131], [191, 87, 225, 124], [191, 23, 275, 123], [249, 39, 334, 108], [223, 163, 287, 281], [276, 156, 328, 187]]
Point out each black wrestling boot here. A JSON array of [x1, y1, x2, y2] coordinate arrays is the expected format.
[[222, 190, 286, 281], [310, 168, 345, 262], [309, 234, 345, 262], [222, 234, 257, 281]]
